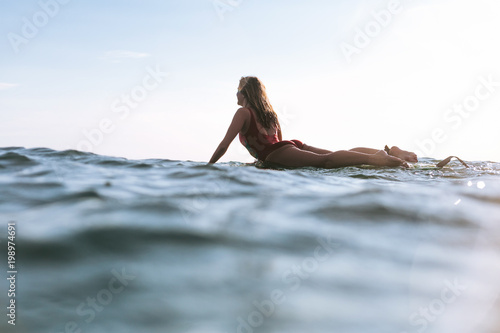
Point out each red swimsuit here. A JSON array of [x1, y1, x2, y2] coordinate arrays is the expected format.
[[239, 108, 304, 161]]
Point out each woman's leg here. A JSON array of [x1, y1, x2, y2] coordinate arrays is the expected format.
[[265, 145, 407, 168], [302, 143, 335, 154], [306, 145, 391, 156], [351, 146, 418, 162], [349, 147, 380, 154], [387, 146, 418, 162], [304, 144, 418, 163]]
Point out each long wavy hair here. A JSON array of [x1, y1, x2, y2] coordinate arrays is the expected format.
[[239, 76, 280, 131]]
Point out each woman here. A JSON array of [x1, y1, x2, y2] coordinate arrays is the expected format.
[[209, 76, 418, 168]]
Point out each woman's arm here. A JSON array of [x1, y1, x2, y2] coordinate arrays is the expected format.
[[208, 146, 228, 164], [208, 109, 248, 164]]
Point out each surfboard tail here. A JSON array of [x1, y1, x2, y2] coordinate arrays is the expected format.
[[436, 156, 469, 168]]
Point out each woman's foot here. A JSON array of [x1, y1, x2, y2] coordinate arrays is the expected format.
[[387, 146, 418, 163], [371, 150, 409, 168]]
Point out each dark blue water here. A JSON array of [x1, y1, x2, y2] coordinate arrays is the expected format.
[[1, 147, 500, 333]]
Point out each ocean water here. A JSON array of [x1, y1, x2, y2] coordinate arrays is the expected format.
[[1, 147, 500, 333]]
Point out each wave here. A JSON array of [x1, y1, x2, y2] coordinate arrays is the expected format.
[[19, 225, 266, 263], [2, 146, 498, 172], [0, 151, 38, 166], [3, 147, 500, 333]]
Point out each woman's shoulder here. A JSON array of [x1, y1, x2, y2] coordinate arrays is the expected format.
[[237, 106, 252, 112], [236, 107, 253, 118]]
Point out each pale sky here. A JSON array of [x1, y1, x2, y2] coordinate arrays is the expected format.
[[1, 0, 500, 163]]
